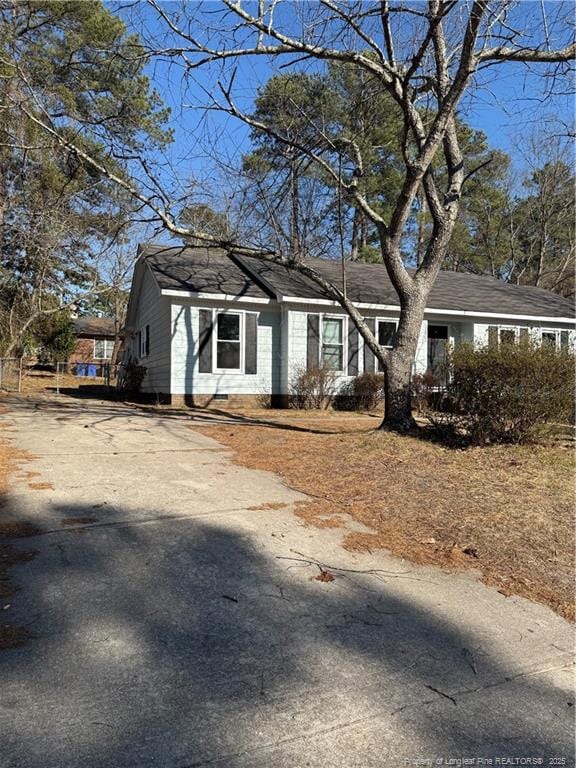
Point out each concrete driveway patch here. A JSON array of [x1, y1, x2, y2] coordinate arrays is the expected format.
[[0, 394, 574, 768]]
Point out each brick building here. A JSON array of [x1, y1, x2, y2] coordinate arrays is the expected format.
[[69, 316, 116, 375]]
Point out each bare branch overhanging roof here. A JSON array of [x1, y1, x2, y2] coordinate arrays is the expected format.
[[140, 244, 575, 320]]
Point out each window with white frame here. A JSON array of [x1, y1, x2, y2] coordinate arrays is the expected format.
[[499, 327, 517, 345], [541, 329, 558, 349], [139, 325, 149, 358], [322, 317, 344, 371], [94, 339, 114, 359], [377, 320, 397, 371], [216, 312, 242, 370], [378, 321, 396, 348]]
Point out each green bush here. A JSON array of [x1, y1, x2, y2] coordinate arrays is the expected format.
[[35, 312, 76, 363], [290, 365, 336, 409], [434, 340, 575, 444]]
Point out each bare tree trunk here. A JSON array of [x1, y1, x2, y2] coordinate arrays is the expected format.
[[4, 312, 37, 358], [383, 353, 417, 432], [350, 207, 360, 261], [359, 211, 367, 253], [415, 194, 427, 267], [534, 220, 547, 287], [288, 156, 301, 259], [350, 207, 368, 261], [380, 296, 425, 432]]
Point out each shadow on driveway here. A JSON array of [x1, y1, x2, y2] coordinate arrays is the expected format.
[[0, 495, 573, 768]]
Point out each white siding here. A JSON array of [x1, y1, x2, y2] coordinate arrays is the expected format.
[[414, 321, 427, 374], [129, 266, 171, 393], [170, 300, 281, 396], [286, 307, 353, 392], [460, 322, 475, 343], [284, 307, 576, 395], [472, 320, 575, 348], [279, 306, 290, 395], [285, 304, 430, 389]]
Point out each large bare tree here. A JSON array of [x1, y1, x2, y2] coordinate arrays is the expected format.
[[12, 1, 575, 429]]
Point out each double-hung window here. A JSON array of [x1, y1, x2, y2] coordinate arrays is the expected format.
[[322, 317, 344, 371], [216, 312, 242, 370], [94, 339, 114, 359], [377, 320, 397, 371]]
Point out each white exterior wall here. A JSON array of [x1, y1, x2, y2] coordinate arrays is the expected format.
[[284, 307, 576, 398], [283, 304, 429, 394], [279, 306, 291, 395], [472, 320, 576, 348], [129, 266, 171, 393], [126, 263, 575, 401], [414, 321, 428, 374], [170, 299, 281, 396]]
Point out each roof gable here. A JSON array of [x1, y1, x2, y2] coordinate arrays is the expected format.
[[140, 244, 274, 300]]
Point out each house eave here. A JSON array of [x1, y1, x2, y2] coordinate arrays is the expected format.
[[160, 289, 273, 305], [156, 287, 574, 324], [282, 295, 575, 324]]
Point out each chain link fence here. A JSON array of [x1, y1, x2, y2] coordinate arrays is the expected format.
[[53, 361, 119, 394], [0, 358, 119, 395]]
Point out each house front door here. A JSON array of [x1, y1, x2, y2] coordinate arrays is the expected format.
[[427, 325, 449, 382]]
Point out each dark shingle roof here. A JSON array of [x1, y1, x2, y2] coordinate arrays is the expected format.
[[239, 254, 575, 319], [141, 244, 575, 320], [73, 316, 115, 337], [140, 244, 273, 300]]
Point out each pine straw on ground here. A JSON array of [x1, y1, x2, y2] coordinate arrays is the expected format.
[[0, 428, 38, 650], [20, 371, 84, 393], [194, 412, 575, 621]]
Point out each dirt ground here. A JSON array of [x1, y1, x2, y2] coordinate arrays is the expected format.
[[194, 409, 575, 621], [19, 369, 109, 394], [0, 412, 38, 649]]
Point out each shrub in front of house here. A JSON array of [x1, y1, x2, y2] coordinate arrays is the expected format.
[[411, 371, 443, 413], [335, 372, 385, 411], [290, 365, 337, 409], [433, 340, 575, 444], [117, 359, 147, 394]]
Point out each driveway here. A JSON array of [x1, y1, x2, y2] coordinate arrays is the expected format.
[[0, 394, 574, 768]]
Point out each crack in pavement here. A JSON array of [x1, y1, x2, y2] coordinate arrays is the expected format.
[[174, 659, 575, 768]]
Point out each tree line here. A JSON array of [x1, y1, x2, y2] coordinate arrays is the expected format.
[[187, 67, 574, 299], [0, 0, 169, 358]]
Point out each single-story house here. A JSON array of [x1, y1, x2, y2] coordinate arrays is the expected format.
[[122, 244, 575, 406], [70, 316, 116, 375]]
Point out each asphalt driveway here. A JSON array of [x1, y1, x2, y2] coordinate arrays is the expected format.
[[0, 394, 574, 768]]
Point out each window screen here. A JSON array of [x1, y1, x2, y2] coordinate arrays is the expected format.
[[499, 328, 516, 345], [541, 331, 557, 349], [139, 326, 149, 358], [378, 321, 396, 347], [216, 313, 241, 369], [322, 318, 343, 371]]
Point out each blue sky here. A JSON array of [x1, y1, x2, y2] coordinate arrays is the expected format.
[[116, 1, 574, 227]]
